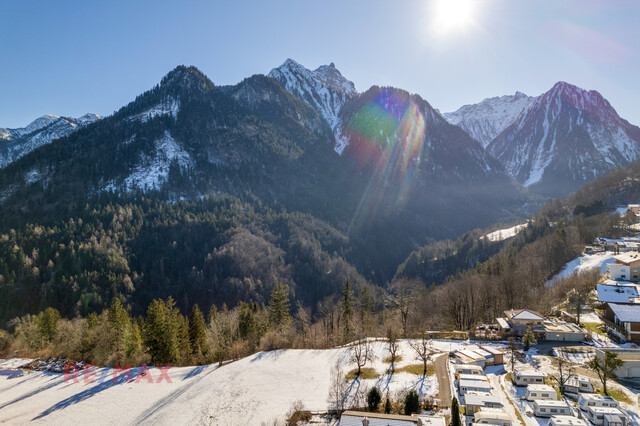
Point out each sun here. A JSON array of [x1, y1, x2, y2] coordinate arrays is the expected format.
[[430, 0, 476, 37]]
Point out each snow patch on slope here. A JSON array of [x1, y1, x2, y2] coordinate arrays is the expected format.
[[105, 131, 190, 192], [131, 98, 180, 123], [545, 251, 615, 286], [483, 222, 528, 242]]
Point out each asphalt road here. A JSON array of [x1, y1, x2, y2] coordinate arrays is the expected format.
[[435, 354, 452, 408]]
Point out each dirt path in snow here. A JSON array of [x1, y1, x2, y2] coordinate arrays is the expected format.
[[434, 354, 451, 407]]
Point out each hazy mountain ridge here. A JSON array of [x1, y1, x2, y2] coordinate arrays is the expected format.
[[0, 113, 100, 168]]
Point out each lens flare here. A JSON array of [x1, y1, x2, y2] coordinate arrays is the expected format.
[[342, 89, 429, 231]]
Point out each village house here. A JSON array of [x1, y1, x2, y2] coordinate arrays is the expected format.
[[454, 364, 484, 378], [602, 303, 640, 343], [500, 309, 545, 336], [543, 320, 586, 342], [458, 377, 492, 395], [479, 346, 504, 364], [339, 411, 420, 425], [607, 252, 640, 281]]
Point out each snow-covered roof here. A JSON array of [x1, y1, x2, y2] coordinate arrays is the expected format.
[[464, 394, 502, 406], [416, 416, 446, 426], [514, 369, 545, 378], [459, 378, 492, 388], [527, 384, 555, 392], [613, 252, 640, 264], [597, 284, 639, 303], [608, 303, 640, 323], [549, 415, 588, 426], [474, 411, 512, 422], [496, 318, 510, 329], [533, 400, 568, 408]]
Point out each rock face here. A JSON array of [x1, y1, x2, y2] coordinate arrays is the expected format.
[[443, 91, 534, 148], [488, 81, 640, 196], [0, 113, 100, 168]]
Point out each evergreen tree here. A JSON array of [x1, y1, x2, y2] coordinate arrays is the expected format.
[[384, 397, 391, 414], [341, 280, 354, 342], [188, 303, 208, 357], [37, 307, 60, 342], [268, 282, 291, 330], [404, 390, 420, 415], [522, 325, 537, 351], [144, 298, 179, 364], [451, 397, 461, 426], [367, 387, 382, 412]]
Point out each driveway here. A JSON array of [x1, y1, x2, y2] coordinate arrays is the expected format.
[[434, 354, 452, 408]]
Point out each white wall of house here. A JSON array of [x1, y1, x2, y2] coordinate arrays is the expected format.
[[608, 264, 630, 280]]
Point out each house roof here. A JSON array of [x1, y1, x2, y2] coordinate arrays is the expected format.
[[597, 284, 639, 303], [613, 252, 640, 265], [527, 384, 555, 392], [514, 369, 545, 378], [505, 309, 545, 321], [474, 411, 512, 422], [607, 303, 640, 323], [339, 411, 418, 425], [496, 318, 510, 329]]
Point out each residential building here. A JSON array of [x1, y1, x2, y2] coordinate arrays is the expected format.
[[602, 304, 640, 343], [594, 348, 640, 378], [501, 309, 545, 336], [607, 252, 640, 281], [543, 320, 586, 342], [479, 346, 504, 365]]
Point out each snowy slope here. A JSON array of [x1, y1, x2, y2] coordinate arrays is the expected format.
[[444, 92, 534, 148], [483, 222, 528, 242], [0, 339, 456, 425], [488, 82, 640, 195], [269, 59, 357, 154], [104, 130, 191, 192], [0, 113, 101, 168], [545, 251, 615, 286]]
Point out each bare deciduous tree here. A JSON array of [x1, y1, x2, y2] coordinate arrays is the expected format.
[[409, 332, 433, 376], [351, 338, 374, 378], [553, 351, 575, 393], [386, 327, 400, 373], [327, 361, 348, 413]]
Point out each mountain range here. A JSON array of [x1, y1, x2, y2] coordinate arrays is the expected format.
[[445, 82, 640, 197], [0, 58, 638, 319]]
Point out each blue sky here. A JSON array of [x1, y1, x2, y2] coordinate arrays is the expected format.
[[1, 0, 638, 128]]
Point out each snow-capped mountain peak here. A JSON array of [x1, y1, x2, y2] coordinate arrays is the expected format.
[[488, 81, 640, 196], [0, 113, 102, 168], [444, 91, 535, 147], [268, 59, 357, 154]]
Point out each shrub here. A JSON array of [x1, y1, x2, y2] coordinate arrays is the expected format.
[[404, 390, 420, 415], [367, 387, 382, 412]]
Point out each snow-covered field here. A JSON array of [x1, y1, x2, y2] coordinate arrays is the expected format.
[[0, 339, 466, 425], [545, 252, 615, 286], [484, 223, 528, 242]]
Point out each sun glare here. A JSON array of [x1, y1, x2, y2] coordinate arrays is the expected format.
[[430, 0, 476, 37]]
